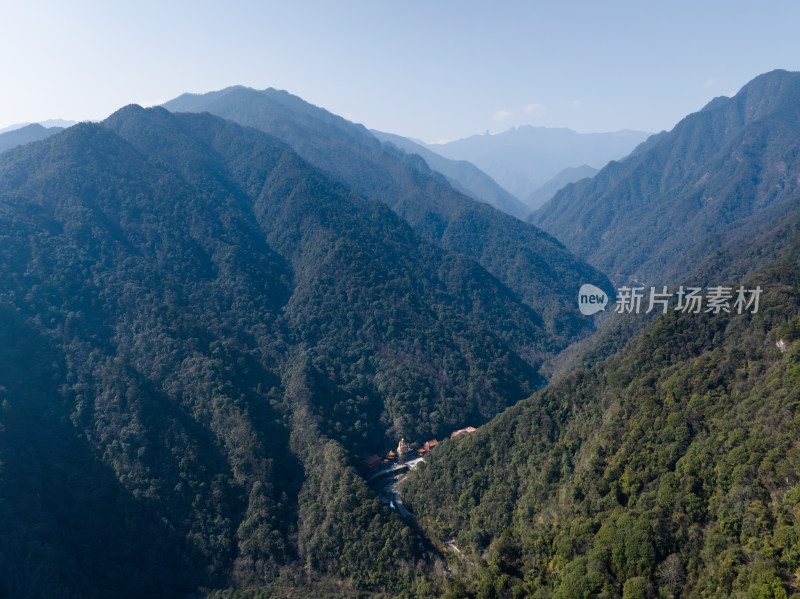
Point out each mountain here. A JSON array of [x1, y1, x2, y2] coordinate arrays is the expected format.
[[424, 126, 649, 200], [0, 123, 65, 152], [0, 119, 75, 134], [0, 106, 572, 596], [532, 69, 800, 286], [403, 222, 800, 598], [370, 129, 529, 218], [524, 164, 598, 212], [38, 118, 76, 129], [3, 73, 799, 599], [163, 87, 612, 345]]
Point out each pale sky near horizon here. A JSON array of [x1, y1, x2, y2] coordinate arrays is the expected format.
[[1, 0, 799, 143]]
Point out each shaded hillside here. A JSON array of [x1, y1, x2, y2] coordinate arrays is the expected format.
[[163, 87, 612, 345], [532, 69, 800, 286], [544, 193, 800, 383], [404, 225, 800, 598], [0, 106, 565, 597], [371, 129, 528, 218]]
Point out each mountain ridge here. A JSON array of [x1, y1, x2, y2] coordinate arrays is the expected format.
[[163, 86, 613, 346], [524, 164, 599, 211], [370, 128, 529, 218], [0, 104, 577, 596], [424, 125, 650, 200], [404, 216, 800, 598], [0, 122, 66, 153], [532, 68, 800, 286]]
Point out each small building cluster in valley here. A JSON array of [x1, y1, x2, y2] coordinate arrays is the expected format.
[[362, 425, 476, 474], [418, 439, 437, 456]]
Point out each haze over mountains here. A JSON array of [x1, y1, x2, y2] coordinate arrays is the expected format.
[[525, 163, 599, 211], [0, 123, 66, 153], [424, 125, 650, 200], [370, 129, 530, 219], [2, 69, 800, 598], [0, 119, 75, 134], [0, 108, 642, 224], [533, 69, 800, 286]]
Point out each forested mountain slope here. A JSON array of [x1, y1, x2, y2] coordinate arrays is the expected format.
[[532, 69, 800, 286], [524, 164, 598, 212], [163, 87, 612, 345], [404, 225, 800, 598], [0, 105, 570, 597]]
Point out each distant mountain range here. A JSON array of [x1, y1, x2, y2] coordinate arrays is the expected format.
[[0, 123, 66, 152], [370, 129, 530, 218], [0, 119, 75, 134], [532, 69, 800, 286], [423, 125, 650, 200], [524, 164, 599, 211]]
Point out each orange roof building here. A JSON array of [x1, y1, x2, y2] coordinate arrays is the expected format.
[[423, 439, 438, 451]]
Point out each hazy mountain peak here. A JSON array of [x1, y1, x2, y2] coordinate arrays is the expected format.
[[0, 118, 75, 135], [533, 69, 800, 286], [0, 122, 69, 153], [107, 103, 149, 118], [370, 129, 529, 218], [699, 95, 730, 112], [423, 125, 650, 199]]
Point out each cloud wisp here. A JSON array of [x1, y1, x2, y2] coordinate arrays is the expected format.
[[523, 103, 545, 114]]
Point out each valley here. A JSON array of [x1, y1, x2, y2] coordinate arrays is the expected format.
[[2, 67, 800, 599]]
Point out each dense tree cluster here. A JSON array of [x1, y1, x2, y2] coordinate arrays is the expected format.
[[164, 86, 612, 345], [0, 106, 579, 596], [404, 231, 800, 597], [4, 71, 800, 598]]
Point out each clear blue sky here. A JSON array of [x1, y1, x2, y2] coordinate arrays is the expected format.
[[2, 0, 799, 142]]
